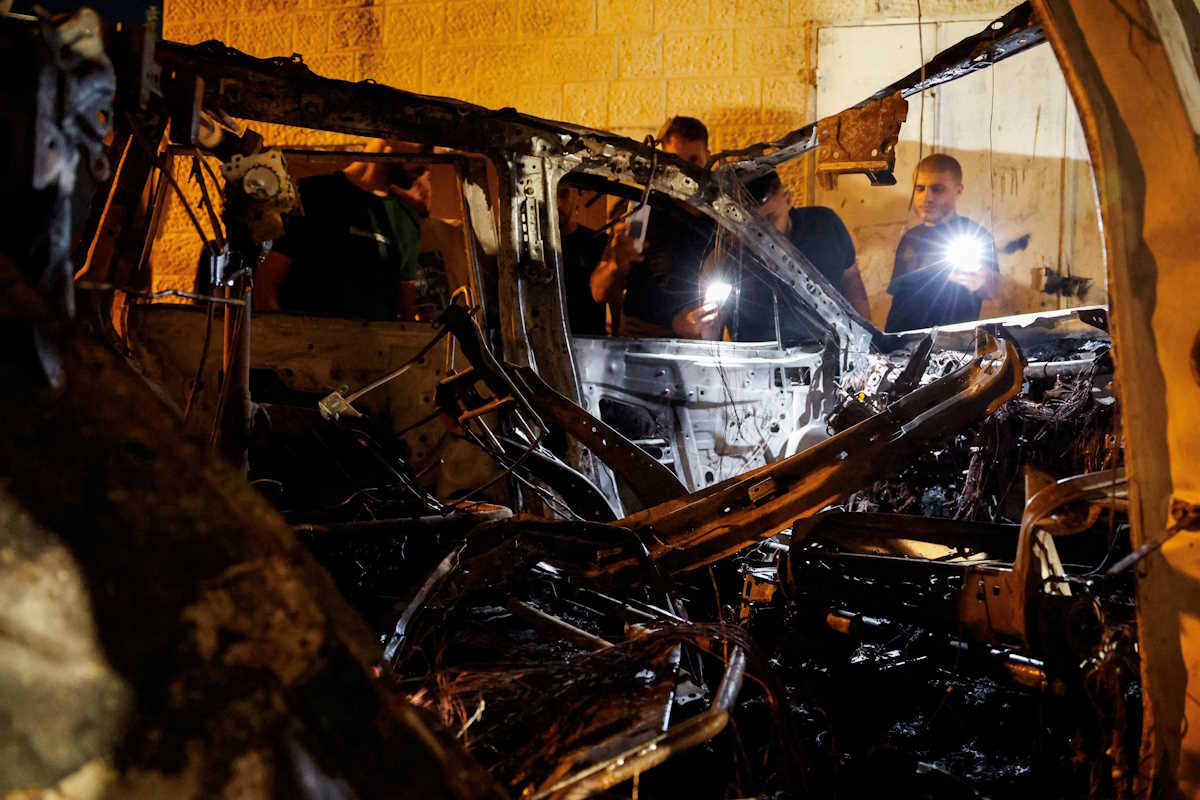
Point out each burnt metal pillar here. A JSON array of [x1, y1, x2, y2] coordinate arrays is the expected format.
[[1035, 1, 1200, 795]]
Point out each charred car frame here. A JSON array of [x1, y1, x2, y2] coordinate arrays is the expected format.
[[3, 1, 1198, 798]]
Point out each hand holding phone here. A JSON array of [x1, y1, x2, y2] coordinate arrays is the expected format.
[[626, 203, 651, 253]]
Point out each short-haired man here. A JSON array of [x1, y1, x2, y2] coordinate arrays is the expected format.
[[884, 153, 998, 332], [589, 116, 715, 337], [744, 169, 871, 319]]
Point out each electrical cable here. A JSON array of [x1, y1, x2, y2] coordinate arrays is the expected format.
[[596, 135, 660, 236], [280, 485, 386, 521], [125, 111, 221, 258], [917, 0, 926, 166], [76, 280, 247, 306], [704, 218, 770, 478], [988, 22, 998, 238], [207, 303, 245, 447], [901, 1, 926, 244], [347, 427, 444, 512], [189, 149, 226, 251], [394, 408, 442, 438], [182, 299, 215, 424], [194, 147, 226, 201], [446, 430, 540, 512], [458, 428, 583, 521]]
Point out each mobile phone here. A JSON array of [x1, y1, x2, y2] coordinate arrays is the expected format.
[[627, 203, 651, 253]]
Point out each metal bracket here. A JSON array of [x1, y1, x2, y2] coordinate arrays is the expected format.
[[815, 92, 907, 190]]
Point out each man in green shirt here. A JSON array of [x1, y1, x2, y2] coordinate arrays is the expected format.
[[256, 140, 428, 321]]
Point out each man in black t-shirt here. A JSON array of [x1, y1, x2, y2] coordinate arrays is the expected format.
[[589, 116, 716, 338], [255, 139, 428, 321], [687, 169, 867, 343], [743, 169, 871, 319], [885, 154, 998, 332], [614, 201, 714, 337]]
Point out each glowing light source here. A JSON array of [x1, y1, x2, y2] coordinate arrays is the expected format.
[[704, 280, 733, 305], [945, 233, 986, 273]]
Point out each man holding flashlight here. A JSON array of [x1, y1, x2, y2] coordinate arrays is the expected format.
[[884, 153, 998, 332], [590, 116, 716, 337], [684, 169, 868, 344]]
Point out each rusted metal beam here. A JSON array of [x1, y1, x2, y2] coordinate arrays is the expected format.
[[800, 510, 1020, 558], [814, 91, 908, 188], [600, 330, 1023, 576]]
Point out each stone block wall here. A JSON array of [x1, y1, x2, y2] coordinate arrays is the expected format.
[[164, 0, 1014, 153], [154, 0, 1030, 312]]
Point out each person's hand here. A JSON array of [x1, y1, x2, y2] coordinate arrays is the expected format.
[[397, 279, 420, 320], [948, 268, 987, 293], [609, 221, 644, 272], [591, 222, 643, 306], [672, 301, 721, 339]]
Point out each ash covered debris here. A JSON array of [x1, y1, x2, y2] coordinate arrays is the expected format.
[[844, 334, 1117, 523], [239, 303, 1128, 797]]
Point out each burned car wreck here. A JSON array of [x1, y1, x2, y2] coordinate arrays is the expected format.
[[3, 1, 1198, 798]]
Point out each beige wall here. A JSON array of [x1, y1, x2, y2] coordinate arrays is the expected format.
[[814, 21, 1105, 326], [156, 0, 1056, 312], [163, 0, 1015, 149]]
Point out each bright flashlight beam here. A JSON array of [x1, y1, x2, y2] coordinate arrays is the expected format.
[[704, 280, 733, 305], [945, 234, 985, 273]]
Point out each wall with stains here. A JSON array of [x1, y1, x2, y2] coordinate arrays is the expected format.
[[154, 0, 1102, 326], [814, 23, 1104, 325]]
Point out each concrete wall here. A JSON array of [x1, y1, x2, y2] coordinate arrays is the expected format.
[[156, 0, 1099, 323], [164, 0, 1011, 148], [814, 21, 1105, 326]]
